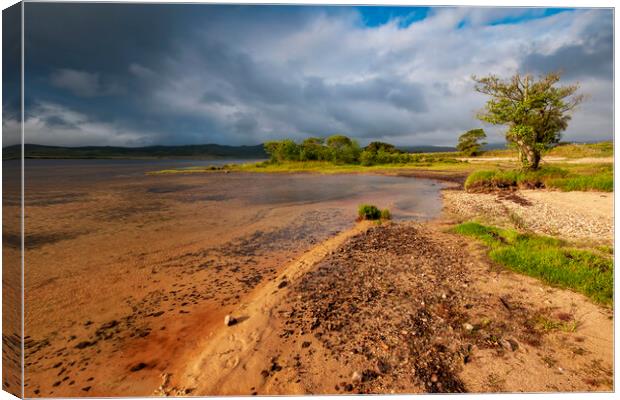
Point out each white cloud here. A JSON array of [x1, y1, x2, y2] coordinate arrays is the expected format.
[[24, 7, 612, 147], [129, 7, 610, 146], [3, 102, 152, 147]]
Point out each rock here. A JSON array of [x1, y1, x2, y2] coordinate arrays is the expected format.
[[430, 373, 438, 383], [351, 371, 362, 383], [301, 341, 311, 348], [345, 384, 353, 392], [130, 362, 148, 372], [463, 323, 474, 331], [507, 338, 519, 351], [224, 315, 237, 326], [278, 280, 288, 289], [74, 340, 97, 349], [376, 359, 390, 374]]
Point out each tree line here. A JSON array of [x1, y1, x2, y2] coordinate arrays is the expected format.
[[264, 135, 453, 166], [264, 71, 583, 170]]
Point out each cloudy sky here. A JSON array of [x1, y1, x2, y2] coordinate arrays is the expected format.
[[3, 4, 613, 147]]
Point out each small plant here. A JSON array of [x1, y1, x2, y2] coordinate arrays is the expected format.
[[357, 204, 391, 221], [358, 204, 381, 220]]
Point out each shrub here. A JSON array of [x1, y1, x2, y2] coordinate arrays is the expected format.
[[381, 209, 392, 220], [358, 204, 381, 220]]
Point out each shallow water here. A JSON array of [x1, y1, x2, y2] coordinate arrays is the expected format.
[[22, 159, 445, 220], [16, 159, 447, 396]]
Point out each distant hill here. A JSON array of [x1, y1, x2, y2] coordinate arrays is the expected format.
[[482, 142, 508, 150], [2, 143, 268, 160], [397, 145, 456, 153]]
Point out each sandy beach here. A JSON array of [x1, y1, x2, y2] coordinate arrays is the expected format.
[[10, 158, 612, 396]]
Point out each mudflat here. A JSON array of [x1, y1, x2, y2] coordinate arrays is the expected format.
[[19, 160, 445, 397]]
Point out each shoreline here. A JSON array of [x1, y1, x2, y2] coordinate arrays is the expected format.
[[167, 204, 613, 394], [18, 162, 613, 396], [165, 185, 613, 394]]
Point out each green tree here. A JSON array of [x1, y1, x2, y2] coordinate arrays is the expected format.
[[473, 72, 584, 170], [456, 128, 487, 156], [263, 139, 300, 162], [326, 134, 360, 163], [300, 137, 325, 161], [364, 141, 400, 154]]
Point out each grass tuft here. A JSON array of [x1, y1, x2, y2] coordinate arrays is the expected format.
[[358, 204, 392, 221], [453, 222, 613, 305]]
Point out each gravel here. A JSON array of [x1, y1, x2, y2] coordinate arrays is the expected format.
[[443, 189, 613, 244]]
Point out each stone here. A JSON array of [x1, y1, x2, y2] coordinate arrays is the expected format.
[[130, 362, 148, 372], [351, 371, 362, 383], [224, 315, 237, 326], [463, 323, 474, 331], [430, 373, 438, 383]]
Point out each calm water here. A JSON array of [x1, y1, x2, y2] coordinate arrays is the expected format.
[[15, 159, 446, 221]]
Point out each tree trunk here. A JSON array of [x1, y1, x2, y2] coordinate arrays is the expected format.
[[516, 141, 541, 170], [524, 149, 541, 170]]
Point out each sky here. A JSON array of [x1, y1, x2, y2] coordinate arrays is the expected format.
[[2, 4, 614, 147]]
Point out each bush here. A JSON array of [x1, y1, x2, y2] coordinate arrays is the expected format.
[[381, 209, 392, 220], [358, 204, 381, 220]]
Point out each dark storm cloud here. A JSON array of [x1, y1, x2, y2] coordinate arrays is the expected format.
[[521, 27, 613, 80], [7, 4, 614, 147]]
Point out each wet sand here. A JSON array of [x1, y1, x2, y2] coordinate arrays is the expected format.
[[18, 160, 445, 397]]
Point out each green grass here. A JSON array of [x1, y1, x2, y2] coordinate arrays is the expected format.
[[479, 142, 612, 159], [148, 159, 477, 176], [548, 141, 613, 158], [453, 222, 613, 305], [465, 165, 613, 192]]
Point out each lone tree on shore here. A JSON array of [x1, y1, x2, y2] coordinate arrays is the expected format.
[[456, 128, 487, 156], [473, 72, 584, 170]]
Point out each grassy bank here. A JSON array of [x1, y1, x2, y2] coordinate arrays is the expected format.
[[482, 141, 613, 159], [149, 141, 612, 194], [149, 159, 476, 175], [453, 222, 613, 305], [465, 164, 613, 192]]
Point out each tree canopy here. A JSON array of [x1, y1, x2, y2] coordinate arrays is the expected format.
[[456, 129, 487, 156], [473, 71, 584, 170]]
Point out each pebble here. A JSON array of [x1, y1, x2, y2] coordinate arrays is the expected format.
[[463, 323, 474, 331], [224, 315, 237, 326], [351, 371, 362, 383]]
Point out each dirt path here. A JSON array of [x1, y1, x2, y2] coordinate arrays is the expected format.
[[172, 219, 612, 394], [457, 156, 613, 164]]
